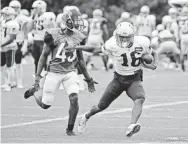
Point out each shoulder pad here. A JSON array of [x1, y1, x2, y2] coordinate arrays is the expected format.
[[104, 36, 116, 51]]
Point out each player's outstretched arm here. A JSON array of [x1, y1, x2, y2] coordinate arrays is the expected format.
[[1, 34, 16, 48], [77, 50, 98, 93], [142, 50, 158, 70], [66, 45, 101, 53]]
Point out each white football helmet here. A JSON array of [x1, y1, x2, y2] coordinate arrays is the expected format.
[[162, 15, 172, 28], [180, 6, 188, 20], [32, 0, 47, 15], [168, 8, 178, 19], [63, 5, 70, 12], [93, 9, 103, 18], [140, 5, 150, 16], [152, 30, 159, 38], [81, 14, 88, 19], [156, 24, 165, 32], [1, 7, 16, 20], [121, 12, 130, 19], [20, 9, 30, 16], [40, 12, 56, 28], [115, 22, 135, 48], [9, 0, 21, 14]]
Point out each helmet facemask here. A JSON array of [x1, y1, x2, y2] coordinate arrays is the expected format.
[[61, 10, 85, 32], [115, 32, 134, 48]]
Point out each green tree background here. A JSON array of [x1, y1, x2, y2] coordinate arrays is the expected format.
[[1, 0, 171, 36]]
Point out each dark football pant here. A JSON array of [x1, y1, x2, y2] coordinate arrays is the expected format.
[[1, 50, 15, 67], [15, 42, 23, 64], [98, 70, 145, 110], [31, 40, 46, 74]]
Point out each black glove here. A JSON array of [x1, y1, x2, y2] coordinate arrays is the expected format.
[[84, 78, 98, 93]]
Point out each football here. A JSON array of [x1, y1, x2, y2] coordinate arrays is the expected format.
[[142, 53, 153, 64]]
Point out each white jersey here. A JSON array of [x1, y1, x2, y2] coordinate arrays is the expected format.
[[1, 20, 20, 51], [136, 15, 155, 37], [179, 18, 188, 35], [102, 36, 151, 75], [32, 12, 56, 41], [15, 14, 32, 42]]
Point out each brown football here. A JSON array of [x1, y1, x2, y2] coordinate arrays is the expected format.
[[142, 54, 153, 64]]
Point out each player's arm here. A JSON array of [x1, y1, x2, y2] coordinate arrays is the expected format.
[[77, 49, 98, 92], [1, 22, 19, 48], [142, 48, 158, 70], [66, 45, 101, 53], [36, 44, 51, 77], [101, 20, 109, 42], [36, 31, 54, 77], [1, 34, 16, 48]]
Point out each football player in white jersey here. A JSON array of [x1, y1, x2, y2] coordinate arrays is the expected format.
[[1, 7, 20, 91], [162, 14, 179, 43], [24, 8, 97, 136], [135, 5, 155, 39], [179, 7, 188, 71], [20, 9, 30, 16], [66, 22, 158, 137], [28, 0, 56, 74], [9, 0, 33, 88]]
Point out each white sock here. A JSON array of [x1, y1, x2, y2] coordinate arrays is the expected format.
[[15, 64, 23, 86]]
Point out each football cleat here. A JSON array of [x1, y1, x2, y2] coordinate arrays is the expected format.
[[66, 129, 76, 136], [126, 123, 141, 137], [24, 85, 38, 99], [78, 113, 88, 133]]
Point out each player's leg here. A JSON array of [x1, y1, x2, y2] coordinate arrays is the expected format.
[[180, 40, 188, 71], [1, 52, 7, 88], [39, 72, 62, 109], [32, 40, 44, 74], [101, 54, 109, 71], [15, 42, 24, 88], [78, 77, 125, 133], [63, 71, 80, 135], [4, 50, 16, 91], [126, 81, 145, 137]]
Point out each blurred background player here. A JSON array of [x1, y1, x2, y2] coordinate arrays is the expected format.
[[115, 11, 132, 26], [9, 0, 33, 88], [87, 9, 109, 71], [29, 0, 56, 74], [179, 7, 188, 71], [1, 7, 20, 91], [135, 5, 155, 39]]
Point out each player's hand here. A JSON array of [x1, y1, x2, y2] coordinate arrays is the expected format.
[[24, 75, 41, 99], [84, 78, 98, 93]]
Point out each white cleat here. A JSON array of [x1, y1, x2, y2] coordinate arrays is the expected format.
[[3, 85, 11, 92], [78, 113, 88, 134], [126, 123, 141, 137], [17, 84, 24, 89]]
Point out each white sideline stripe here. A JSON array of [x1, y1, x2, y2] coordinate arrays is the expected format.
[[1, 101, 188, 129]]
